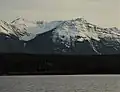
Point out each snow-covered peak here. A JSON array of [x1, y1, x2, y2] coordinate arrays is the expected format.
[[0, 20, 11, 34], [52, 18, 120, 54], [0, 18, 31, 38], [11, 18, 37, 27], [0, 18, 64, 41]]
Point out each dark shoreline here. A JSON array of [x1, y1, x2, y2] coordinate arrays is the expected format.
[[0, 54, 120, 75]]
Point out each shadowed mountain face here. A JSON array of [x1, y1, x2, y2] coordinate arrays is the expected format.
[[25, 30, 97, 55], [0, 33, 24, 53], [0, 17, 120, 55]]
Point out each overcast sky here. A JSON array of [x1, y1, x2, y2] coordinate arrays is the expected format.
[[0, 0, 120, 28]]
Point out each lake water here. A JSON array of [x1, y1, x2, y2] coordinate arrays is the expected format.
[[0, 75, 120, 92]]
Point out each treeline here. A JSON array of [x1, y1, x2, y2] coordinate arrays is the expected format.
[[0, 54, 120, 75]]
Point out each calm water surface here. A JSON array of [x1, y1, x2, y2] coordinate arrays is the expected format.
[[0, 75, 120, 92]]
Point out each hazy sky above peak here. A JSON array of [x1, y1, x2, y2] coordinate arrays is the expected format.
[[0, 0, 120, 28]]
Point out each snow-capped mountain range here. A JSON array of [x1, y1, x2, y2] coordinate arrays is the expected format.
[[0, 17, 120, 54]]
